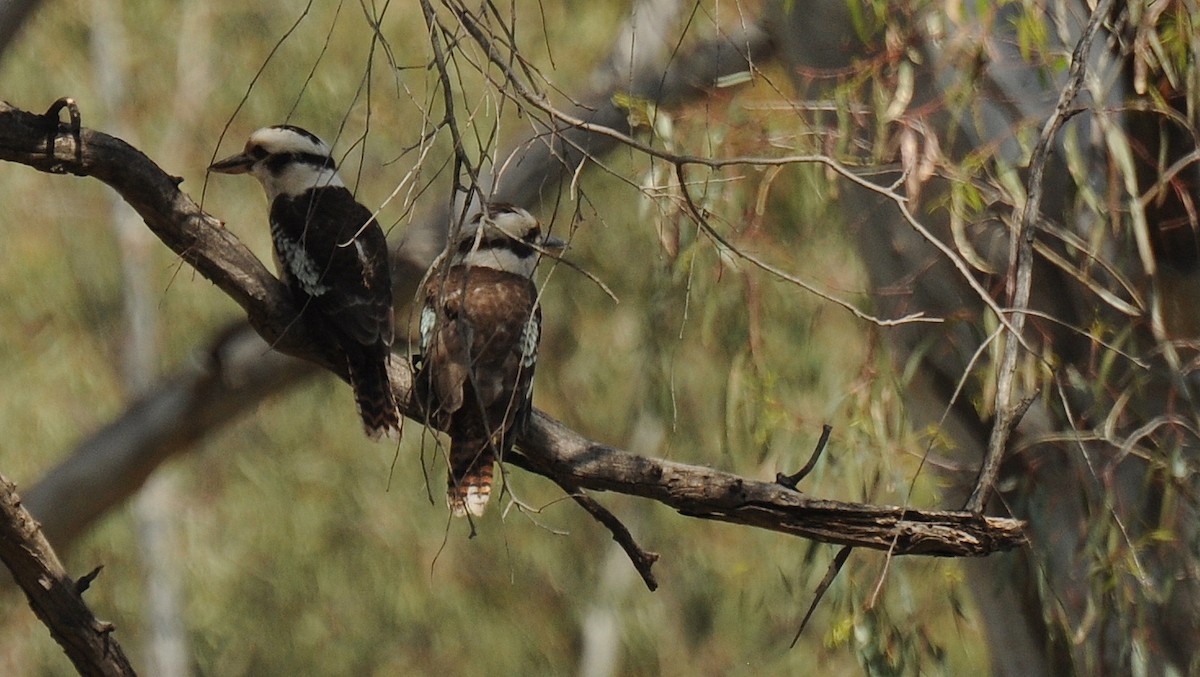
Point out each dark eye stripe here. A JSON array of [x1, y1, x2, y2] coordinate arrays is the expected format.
[[265, 151, 336, 174]]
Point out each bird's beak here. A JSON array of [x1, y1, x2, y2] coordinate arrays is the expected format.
[[208, 152, 254, 175], [540, 234, 568, 253]]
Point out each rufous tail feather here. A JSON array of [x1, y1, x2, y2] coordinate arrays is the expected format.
[[447, 434, 495, 517], [348, 349, 400, 439]]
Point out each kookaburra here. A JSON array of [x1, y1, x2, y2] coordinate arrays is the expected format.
[[209, 125, 400, 438], [415, 204, 564, 517]]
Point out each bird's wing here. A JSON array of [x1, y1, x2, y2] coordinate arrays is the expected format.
[[270, 187, 394, 348], [418, 267, 539, 434]]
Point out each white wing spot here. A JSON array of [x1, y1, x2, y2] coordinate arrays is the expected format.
[[271, 222, 330, 296], [419, 305, 436, 355], [519, 315, 539, 368]]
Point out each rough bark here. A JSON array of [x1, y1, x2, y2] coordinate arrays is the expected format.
[[514, 415, 1024, 556], [0, 475, 137, 676]]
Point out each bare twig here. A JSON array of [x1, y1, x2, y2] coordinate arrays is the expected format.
[[455, 6, 1040, 341], [533, 473, 659, 591], [790, 545, 852, 647], [777, 424, 833, 490], [964, 0, 1116, 513], [675, 163, 938, 327]]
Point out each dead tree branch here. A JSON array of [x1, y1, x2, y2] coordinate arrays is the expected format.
[[0, 474, 137, 676], [1, 18, 778, 554], [0, 100, 1025, 558], [512, 415, 1023, 556]]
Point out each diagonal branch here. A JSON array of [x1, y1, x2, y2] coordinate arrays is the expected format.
[[0, 474, 137, 676], [0, 100, 1026, 558]]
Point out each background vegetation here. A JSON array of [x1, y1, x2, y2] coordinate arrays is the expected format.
[[0, 0, 1078, 674]]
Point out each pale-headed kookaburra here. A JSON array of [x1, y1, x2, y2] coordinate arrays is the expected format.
[[209, 125, 400, 439], [414, 204, 565, 517]]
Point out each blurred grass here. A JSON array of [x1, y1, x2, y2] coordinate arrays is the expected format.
[[0, 1, 985, 675]]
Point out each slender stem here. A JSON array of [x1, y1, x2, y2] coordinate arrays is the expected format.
[[964, 0, 1116, 513]]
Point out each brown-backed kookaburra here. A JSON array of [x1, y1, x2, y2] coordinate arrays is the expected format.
[[414, 204, 564, 517], [209, 125, 400, 438]]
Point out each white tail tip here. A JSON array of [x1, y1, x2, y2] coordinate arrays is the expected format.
[[449, 485, 491, 517]]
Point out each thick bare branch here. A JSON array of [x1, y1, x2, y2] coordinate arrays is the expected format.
[[0, 474, 137, 676], [512, 415, 1024, 556], [0, 100, 1025, 557], [23, 325, 316, 547]]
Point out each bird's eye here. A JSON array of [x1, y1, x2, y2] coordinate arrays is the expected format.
[[522, 226, 541, 243], [248, 145, 268, 160]]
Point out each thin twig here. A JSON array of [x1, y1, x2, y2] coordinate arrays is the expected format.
[[454, 6, 1045, 345], [790, 545, 852, 648], [964, 0, 1116, 513], [673, 163, 933, 327], [777, 424, 834, 490], [552, 479, 659, 591]]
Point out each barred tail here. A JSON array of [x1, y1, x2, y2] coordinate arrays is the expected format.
[[447, 434, 495, 517], [347, 347, 400, 440]]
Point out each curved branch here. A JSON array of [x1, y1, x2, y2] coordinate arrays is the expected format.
[[0, 100, 1025, 558], [0, 100, 311, 356]]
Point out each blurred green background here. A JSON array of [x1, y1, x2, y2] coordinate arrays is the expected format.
[[0, 1, 984, 674]]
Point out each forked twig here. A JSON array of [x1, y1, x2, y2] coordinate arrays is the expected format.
[[964, 0, 1116, 513]]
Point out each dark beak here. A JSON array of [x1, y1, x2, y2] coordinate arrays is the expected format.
[[208, 152, 254, 175], [540, 234, 568, 253]]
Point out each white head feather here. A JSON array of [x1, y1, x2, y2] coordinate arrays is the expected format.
[[210, 125, 344, 203], [451, 205, 550, 278]]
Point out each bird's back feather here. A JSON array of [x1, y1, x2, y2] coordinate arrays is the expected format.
[[416, 265, 541, 516]]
